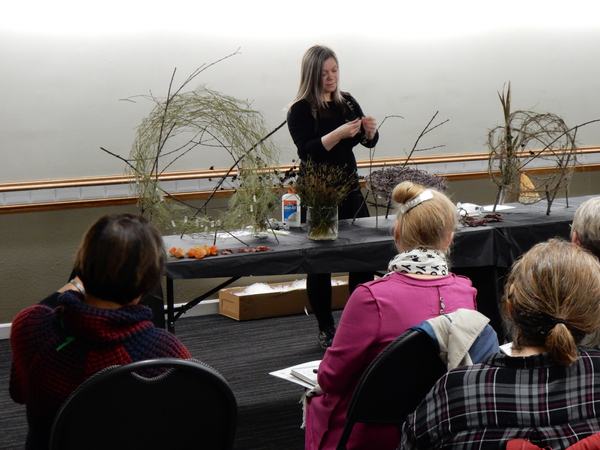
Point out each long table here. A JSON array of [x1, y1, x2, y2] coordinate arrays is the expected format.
[[164, 196, 589, 334]]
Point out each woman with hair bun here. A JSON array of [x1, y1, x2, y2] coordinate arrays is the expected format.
[[400, 238, 600, 450], [304, 181, 478, 450]]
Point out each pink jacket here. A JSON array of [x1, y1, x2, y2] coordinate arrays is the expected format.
[[304, 271, 477, 450]]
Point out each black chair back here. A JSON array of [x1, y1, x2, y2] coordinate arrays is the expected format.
[[336, 328, 446, 450], [49, 358, 237, 450]]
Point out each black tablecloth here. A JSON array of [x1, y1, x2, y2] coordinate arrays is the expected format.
[[165, 196, 581, 278], [164, 216, 397, 279], [163, 195, 587, 335]]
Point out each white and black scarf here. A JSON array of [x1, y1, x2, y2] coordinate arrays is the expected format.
[[387, 248, 448, 276]]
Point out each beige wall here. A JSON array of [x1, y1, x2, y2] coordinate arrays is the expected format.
[[2, 173, 599, 324]]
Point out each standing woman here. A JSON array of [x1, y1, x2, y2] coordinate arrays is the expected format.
[[287, 45, 379, 348]]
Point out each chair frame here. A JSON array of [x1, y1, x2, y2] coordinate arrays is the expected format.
[[49, 358, 237, 450], [336, 329, 447, 450]]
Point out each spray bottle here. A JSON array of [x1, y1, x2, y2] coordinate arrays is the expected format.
[[282, 189, 301, 227]]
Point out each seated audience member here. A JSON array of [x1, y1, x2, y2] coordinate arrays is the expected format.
[[571, 196, 600, 259], [569, 196, 600, 348], [304, 181, 479, 450], [400, 239, 600, 450], [10, 213, 191, 450]]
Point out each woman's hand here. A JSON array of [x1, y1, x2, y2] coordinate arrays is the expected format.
[[338, 118, 363, 140], [305, 384, 324, 398], [361, 116, 377, 141], [321, 118, 362, 151]]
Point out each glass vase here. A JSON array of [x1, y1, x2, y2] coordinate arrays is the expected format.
[[252, 220, 269, 239], [306, 206, 338, 241]]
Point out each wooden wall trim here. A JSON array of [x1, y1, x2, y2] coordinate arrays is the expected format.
[[2, 146, 599, 214], [3, 146, 599, 192]]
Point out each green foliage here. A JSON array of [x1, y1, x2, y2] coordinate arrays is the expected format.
[[222, 166, 281, 231], [126, 61, 281, 236]]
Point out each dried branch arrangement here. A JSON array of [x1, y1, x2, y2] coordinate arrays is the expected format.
[[293, 160, 356, 209], [102, 51, 283, 238], [487, 82, 584, 214], [293, 161, 355, 239], [366, 166, 447, 202], [363, 112, 449, 218]]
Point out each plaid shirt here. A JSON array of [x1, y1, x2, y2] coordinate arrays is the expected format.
[[400, 350, 600, 450]]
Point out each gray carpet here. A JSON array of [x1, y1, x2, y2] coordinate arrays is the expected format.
[[0, 310, 339, 449]]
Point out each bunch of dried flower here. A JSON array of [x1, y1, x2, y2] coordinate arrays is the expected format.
[[293, 161, 355, 239], [293, 161, 356, 209]]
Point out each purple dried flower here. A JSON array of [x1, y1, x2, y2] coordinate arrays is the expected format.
[[365, 166, 447, 202]]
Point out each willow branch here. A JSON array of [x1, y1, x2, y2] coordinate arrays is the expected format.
[[402, 112, 449, 167], [193, 120, 287, 217], [100, 147, 140, 174]]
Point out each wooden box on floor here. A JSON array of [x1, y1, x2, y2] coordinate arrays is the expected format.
[[219, 276, 350, 321]]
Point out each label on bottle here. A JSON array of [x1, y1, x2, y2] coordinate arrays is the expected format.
[[283, 200, 299, 224]]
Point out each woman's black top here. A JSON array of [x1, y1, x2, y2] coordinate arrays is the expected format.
[[287, 92, 379, 219], [286, 92, 379, 175]]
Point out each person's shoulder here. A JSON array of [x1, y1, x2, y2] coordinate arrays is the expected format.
[[580, 347, 600, 360], [11, 304, 55, 337], [287, 99, 313, 124], [39, 291, 62, 308], [288, 98, 311, 113], [145, 327, 191, 355], [438, 365, 483, 393], [453, 273, 472, 284], [357, 274, 392, 289], [362, 272, 423, 287], [351, 274, 399, 297], [13, 304, 54, 324], [344, 278, 384, 304], [443, 355, 499, 381], [450, 272, 476, 287]]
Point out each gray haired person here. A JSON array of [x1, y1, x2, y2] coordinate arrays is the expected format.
[[571, 197, 600, 259]]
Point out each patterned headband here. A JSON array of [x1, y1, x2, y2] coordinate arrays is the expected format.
[[398, 190, 434, 214]]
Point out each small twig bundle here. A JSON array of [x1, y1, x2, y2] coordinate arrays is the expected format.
[[366, 166, 447, 202], [359, 111, 448, 221], [365, 166, 447, 217], [293, 161, 356, 209]]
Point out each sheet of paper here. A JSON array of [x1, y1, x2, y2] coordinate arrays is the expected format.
[[291, 361, 320, 387], [269, 360, 322, 389], [481, 205, 516, 212]]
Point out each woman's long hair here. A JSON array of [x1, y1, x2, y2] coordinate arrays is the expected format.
[[504, 239, 600, 365], [287, 45, 345, 113]]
